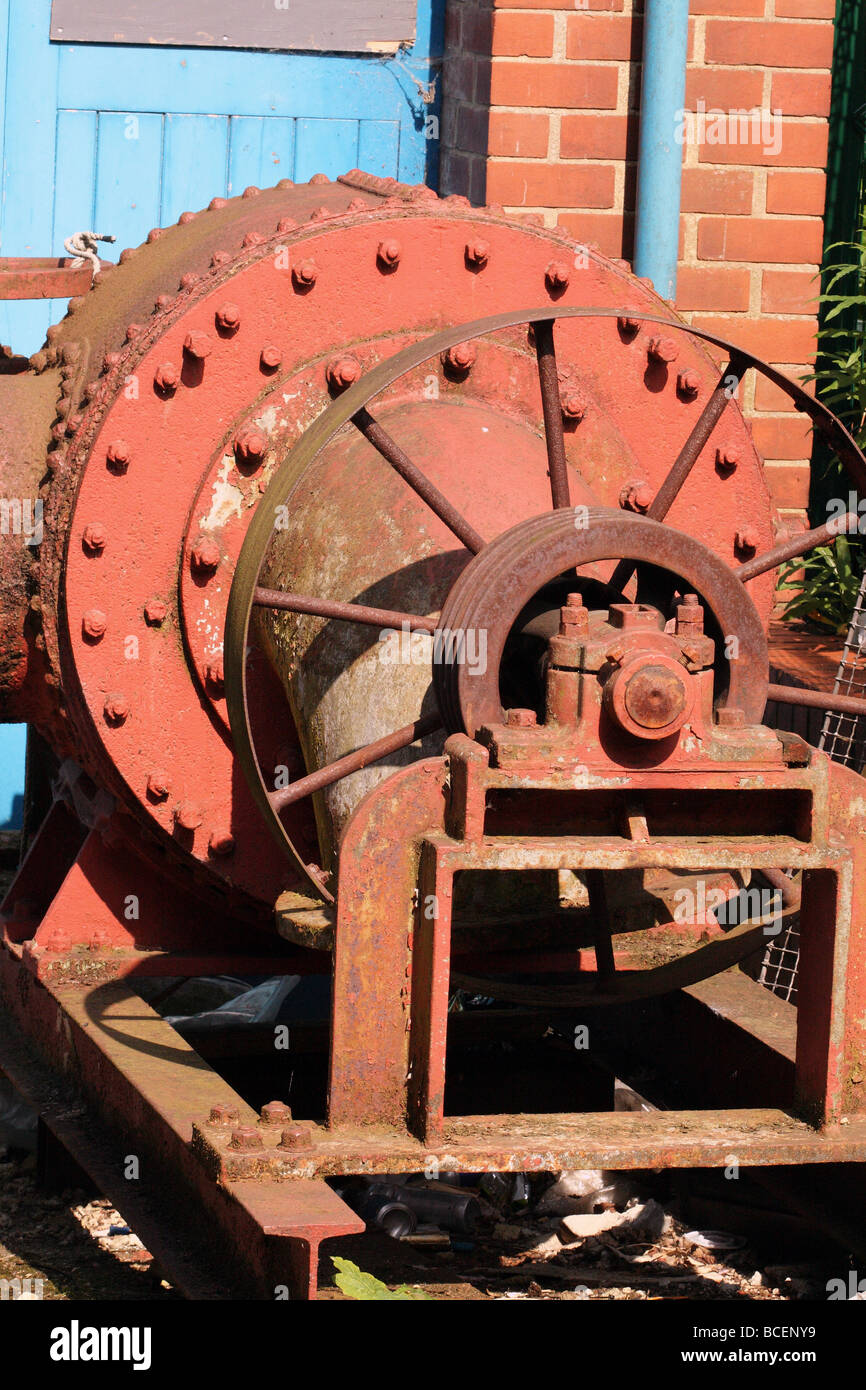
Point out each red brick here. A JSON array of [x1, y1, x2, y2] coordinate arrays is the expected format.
[[561, 114, 637, 161], [763, 463, 811, 506], [491, 11, 555, 57], [705, 19, 834, 68], [690, 314, 818, 363], [684, 68, 765, 111], [761, 269, 820, 313], [488, 111, 549, 159], [566, 13, 640, 60], [490, 62, 619, 109], [688, 0, 765, 12], [696, 120, 827, 169], [557, 211, 632, 259], [680, 167, 754, 214], [755, 371, 815, 410], [775, 0, 836, 15], [766, 169, 826, 215], [771, 71, 832, 118], [456, 104, 489, 156], [486, 161, 616, 209], [750, 414, 813, 458], [675, 266, 752, 311], [494, 0, 624, 9], [698, 216, 823, 264]]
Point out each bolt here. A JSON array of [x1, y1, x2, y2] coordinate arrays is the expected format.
[[278, 1125, 313, 1152], [191, 536, 221, 574], [326, 355, 362, 392], [234, 428, 268, 466], [205, 658, 225, 691], [154, 361, 180, 392], [560, 593, 589, 635], [676, 593, 704, 637], [82, 524, 107, 555], [648, 336, 679, 365], [377, 238, 402, 269], [147, 771, 171, 800], [545, 260, 571, 292], [230, 1126, 264, 1152], [735, 529, 759, 556], [677, 369, 700, 399], [260, 1101, 292, 1126], [183, 330, 213, 360], [208, 829, 235, 857], [606, 644, 626, 665], [443, 342, 477, 374], [620, 481, 654, 514], [82, 609, 107, 640], [106, 439, 131, 473], [618, 313, 641, 334], [560, 389, 586, 422], [175, 802, 203, 831], [208, 1105, 240, 1127], [715, 445, 740, 473], [104, 693, 129, 725], [144, 598, 167, 625], [215, 302, 241, 331], [716, 706, 746, 728], [465, 239, 490, 269], [260, 344, 282, 371], [505, 708, 537, 728], [293, 259, 318, 288]]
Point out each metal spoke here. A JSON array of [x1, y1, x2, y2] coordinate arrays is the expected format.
[[353, 406, 484, 553], [766, 684, 866, 719], [534, 319, 571, 510], [585, 869, 616, 978], [608, 353, 748, 595], [270, 712, 442, 812], [735, 513, 858, 583], [253, 587, 437, 633]]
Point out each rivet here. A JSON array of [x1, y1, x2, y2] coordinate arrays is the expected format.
[[648, 336, 679, 365], [215, 301, 241, 332], [677, 369, 700, 399], [348, 198, 368, 212], [104, 693, 129, 725], [82, 609, 107, 640], [292, 259, 318, 289], [154, 361, 180, 393], [211, 251, 231, 269], [465, 239, 490, 269], [82, 524, 107, 555], [175, 802, 203, 832], [144, 598, 167, 626], [234, 428, 267, 466], [146, 227, 164, 244], [208, 197, 228, 211], [276, 217, 298, 235], [326, 355, 362, 392], [154, 294, 174, 314], [309, 173, 330, 185], [242, 185, 262, 198], [442, 342, 477, 375], [209, 829, 235, 857], [190, 536, 221, 573], [183, 330, 213, 360], [260, 344, 282, 371], [545, 260, 571, 292], [178, 210, 197, 225], [242, 230, 264, 248], [147, 771, 171, 800], [106, 439, 131, 473], [125, 323, 144, 342], [179, 272, 199, 291], [377, 238, 402, 269]]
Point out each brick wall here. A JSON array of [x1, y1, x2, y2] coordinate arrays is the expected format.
[[440, 0, 837, 531]]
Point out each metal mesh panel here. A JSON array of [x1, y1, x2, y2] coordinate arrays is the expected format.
[[758, 570, 866, 1003]]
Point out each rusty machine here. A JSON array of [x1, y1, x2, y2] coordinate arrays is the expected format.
[[2, 172, 866, 1298]]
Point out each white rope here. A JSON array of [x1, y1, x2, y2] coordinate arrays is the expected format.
[[63, 230, 117, 281]]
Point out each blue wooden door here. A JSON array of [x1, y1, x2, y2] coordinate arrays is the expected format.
[[0, 0, 443, 825]]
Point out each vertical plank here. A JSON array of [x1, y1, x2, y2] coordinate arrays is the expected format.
[[358, 120, 400, 180], [161, 114, 229, 224], [94, 111, 164, 253], [294, 118, 358, 183], [48, 109, 97, 324], [227, 116, 295, 196]]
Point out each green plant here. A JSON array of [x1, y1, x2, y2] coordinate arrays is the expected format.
[[778, 534, 863, 634], [330, 1257, 432, 1301], [806, 224, 866, 451]]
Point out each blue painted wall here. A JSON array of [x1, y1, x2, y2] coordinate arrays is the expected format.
[[0, 0, 443, 822]]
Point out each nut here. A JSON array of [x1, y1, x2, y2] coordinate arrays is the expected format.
[[103, 693, 129, 725], [175, 802, 203, 831], [183, 330, 213, 360], [443, 342, 477, 374], [620, 481, 654, 513], [278, 1125, 313, 1152], [230, 1126, 264, 1152], [215, 302, 241, 331], [82, 524, 107, 555], [735, 529, 759, 556], [106, 439, 131, 473], [326, 355, 362, 392], [208, 1105, 240, 1127], [190, 536, 221, 574], [292, 258, 318, 288], [545, 260, 571, 292], [715, 446, 740, 473], [208, 830, 235, 857], [147, 771, 171, 800], [234, 428, 268, 466], [505, 708, 537, 728], [677, 369, 700, 399], [377, 238, 402, 269], [144, 598, 167, 625], [82, 609, 107, 640], [648, 336, 678, 364], [260, 1101, 292, 1126], [260, 344, 282, 370], [154, 361, 180, 392], [465, 239, 490, 269], [560, 389, 587, 422]]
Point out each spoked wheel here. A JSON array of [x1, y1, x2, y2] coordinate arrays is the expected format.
[[225, 306, 866, 1000]]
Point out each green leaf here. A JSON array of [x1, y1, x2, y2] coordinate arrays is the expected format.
[[331, 1257, 433, 1301]]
